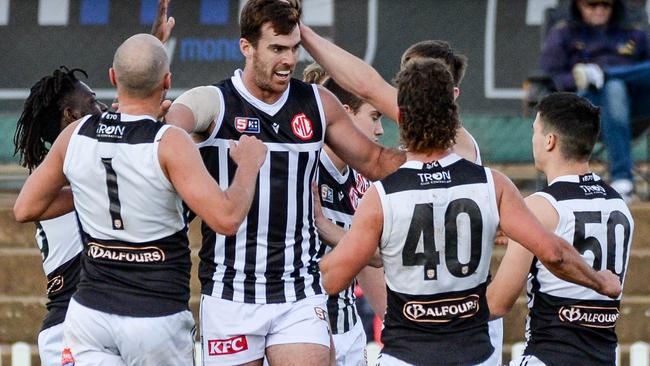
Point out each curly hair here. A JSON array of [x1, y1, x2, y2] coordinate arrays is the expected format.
[[396, 59, 459, 153], [13, 66, 87, 171], [240, 0, 301, 47], [400, 40, 468, 87], [302, 62, 329, 85]]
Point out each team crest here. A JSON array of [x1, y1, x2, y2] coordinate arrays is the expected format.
[[291, 113, 313, 140], [321, 184, 334, 203], [354, 173, 371, 195], [348, 187, 361, 210], [235, 117, 260, 134], [61, 347, 75, 366]]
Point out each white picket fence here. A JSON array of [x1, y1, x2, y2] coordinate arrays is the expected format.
[[3, 341, 649, 365]]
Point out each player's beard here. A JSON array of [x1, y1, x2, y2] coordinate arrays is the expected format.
[[252, 52, 288, 95]]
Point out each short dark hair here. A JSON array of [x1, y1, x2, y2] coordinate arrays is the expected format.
[[396, 59, 459, 153], [400, 40, 468, 86], [323, 78, 364, 113], [537, 92, 600, 161], [14, 66, 87, 171], [240, 0, 300, 47]]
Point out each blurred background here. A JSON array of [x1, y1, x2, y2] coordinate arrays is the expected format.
[[0, 0, 648, 365]]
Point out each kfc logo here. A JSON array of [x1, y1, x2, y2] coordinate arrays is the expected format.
[[208, 336, 249, 356], [291, 113, 314, 140]]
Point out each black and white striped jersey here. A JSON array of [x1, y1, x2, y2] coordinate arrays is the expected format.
[[375, 154, 499, 365], [198, 70, 326, 304], [63, 112, 191, 317], [35, 212, 82, 330], [524, 173, 634, 365], [318, 150, 371, 334]]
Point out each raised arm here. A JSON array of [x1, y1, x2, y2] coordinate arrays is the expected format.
[[159, 127, 266, 235], [302, 24, 479, 163], [319, 86, 405, 181], [320, 186, 383, 294], [151, 0, 175, 44], [492, 170, 621, 298], [13, 121, 78, 222], [487, 194, 558, 318], [300, 23, 399, 121]]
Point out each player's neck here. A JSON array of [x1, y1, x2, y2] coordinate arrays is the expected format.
[[406, 149, 451, 163], [323, 145, 347, 174], [116, 94, 164, 119], [543, 159, 591, 183]]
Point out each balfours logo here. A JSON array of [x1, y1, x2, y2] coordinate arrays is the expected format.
[[87, 242, 165, 263]]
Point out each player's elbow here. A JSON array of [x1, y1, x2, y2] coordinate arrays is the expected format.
[[486, 293, 512, 319], [206, 215, 241, 236], [219, 219, 241, 236], [13, 202, 35, 223], [537, 244, 565, 270], [320, 259, 343, 295]]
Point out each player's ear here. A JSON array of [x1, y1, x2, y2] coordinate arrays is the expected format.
[[163, 72, 172, 90], [240, 38, 253, 58], [61, 106, 79, 126], [109, 68, 117, 87], [342, 104, 352, 114], [545, 132, 557, 152], [453, 87, 460, 100]]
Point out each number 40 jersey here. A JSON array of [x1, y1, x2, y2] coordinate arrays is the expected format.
[[375, 154, 499, 365]]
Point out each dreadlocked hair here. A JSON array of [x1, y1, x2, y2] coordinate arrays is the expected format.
[[14, 66, 88, 171]]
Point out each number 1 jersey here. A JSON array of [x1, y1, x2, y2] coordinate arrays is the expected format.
[[63, 112, 190, 317]]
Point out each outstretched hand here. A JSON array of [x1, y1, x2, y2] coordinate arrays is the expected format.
[[152, 0, 175, 44]]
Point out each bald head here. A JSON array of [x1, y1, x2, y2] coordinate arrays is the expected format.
[[112, 34, 169, 98]]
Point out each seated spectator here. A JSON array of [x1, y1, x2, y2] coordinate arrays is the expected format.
[[540, 0, 650, 202]]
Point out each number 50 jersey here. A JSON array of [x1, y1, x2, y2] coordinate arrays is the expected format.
[[524, 173, 634, 366], [375, 154, 499, 365]]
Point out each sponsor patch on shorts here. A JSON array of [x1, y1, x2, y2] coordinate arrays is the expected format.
[[207, 335, 249, 356], [314, 306, 328, 322]]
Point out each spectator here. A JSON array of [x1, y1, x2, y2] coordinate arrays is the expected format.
[[540, 0, 650, 202]]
